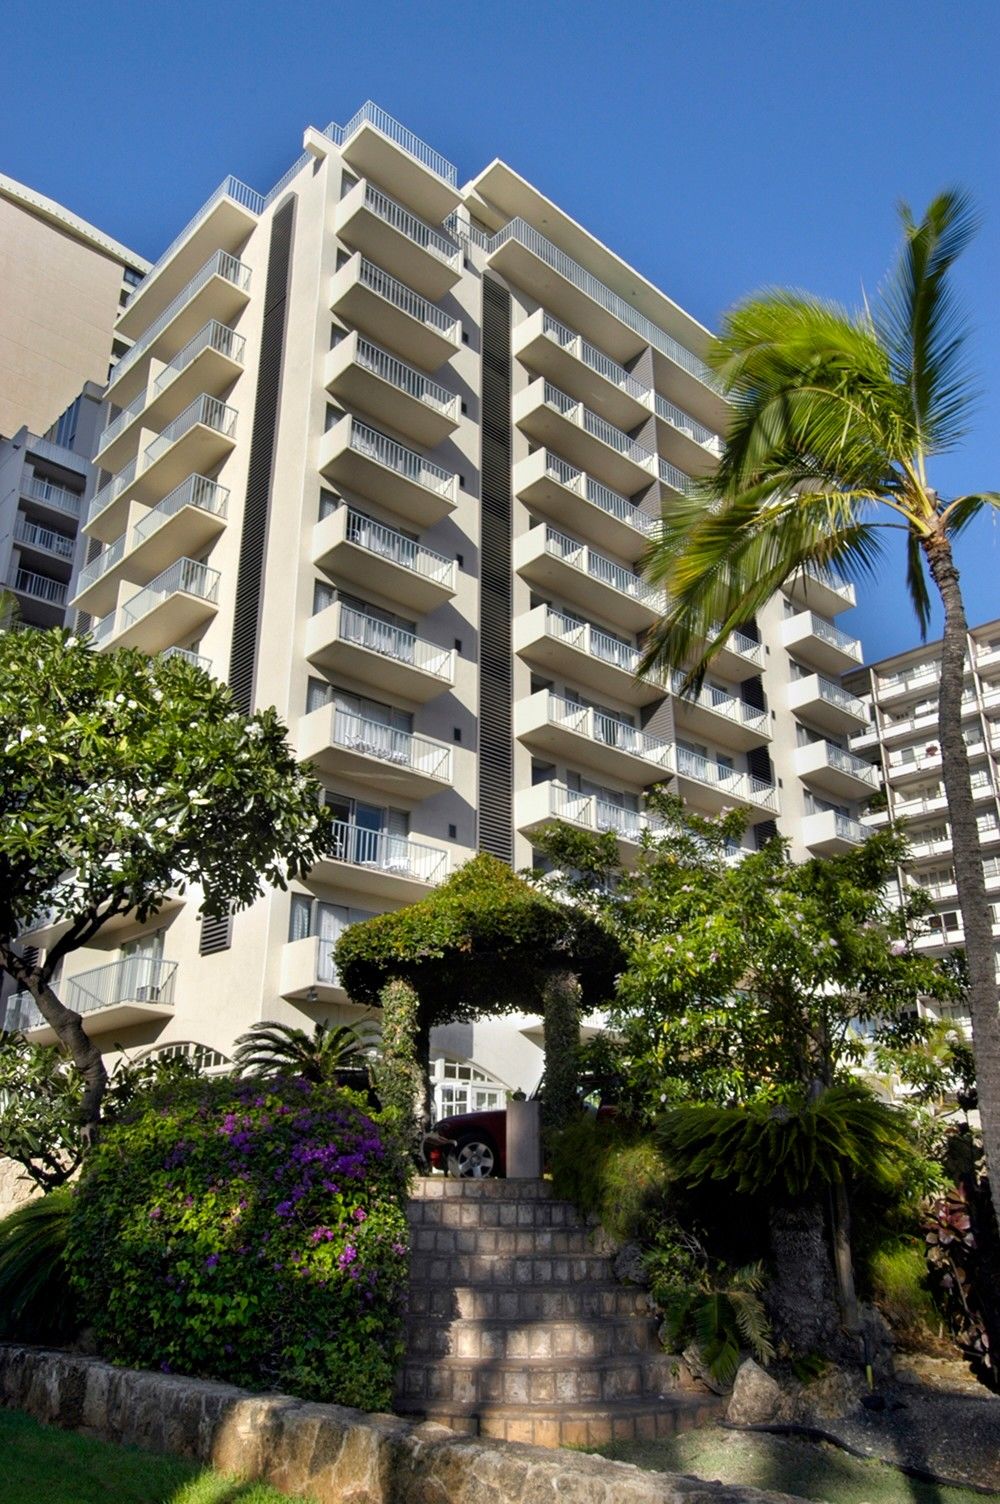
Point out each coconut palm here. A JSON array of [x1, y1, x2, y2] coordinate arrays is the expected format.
[[231, 1018, 378, 1084], [640, 191, 1000, 1228]]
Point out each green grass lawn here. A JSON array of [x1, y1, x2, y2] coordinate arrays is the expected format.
[[0, 1408, 315, 1504], [591, 1429, 999, 1504]]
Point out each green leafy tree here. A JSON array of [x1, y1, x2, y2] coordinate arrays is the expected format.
[[0, 630, 332, 1135], [232, 1018, 377, 1084], [639, 192, 1000, 1231]]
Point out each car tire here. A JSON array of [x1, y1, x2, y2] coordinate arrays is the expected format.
[[448, 1132, 499, 1178]]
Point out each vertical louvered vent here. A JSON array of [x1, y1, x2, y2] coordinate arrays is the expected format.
[[753, 820, 779, 851], [740, 676, 766, 711], [476, 276, 514, 863], [199, 913, 233, 956], [747, 744, 774, 784], [228, 197, 296, 713]]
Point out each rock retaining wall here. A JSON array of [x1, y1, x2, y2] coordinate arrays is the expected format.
[[0, 1157, 37, 1217], [0, 1344, 801, 1503]]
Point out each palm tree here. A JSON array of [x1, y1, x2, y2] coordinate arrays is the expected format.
[[231, 1018, 378, 1084], [641, 191, 1000, 1230]]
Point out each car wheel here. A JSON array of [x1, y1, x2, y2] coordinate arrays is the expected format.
[[449, 1133, 498, 1178]]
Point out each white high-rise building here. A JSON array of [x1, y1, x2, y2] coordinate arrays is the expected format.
[[6, 105, 875, 1111]]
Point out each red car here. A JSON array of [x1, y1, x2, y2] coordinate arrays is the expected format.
[[427, 1081, 619, 1177]]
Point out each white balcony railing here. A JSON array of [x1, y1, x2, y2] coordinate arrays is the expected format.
[[833, 812, 869, 843], [542, 608, 641, 674], [160, 645, 212, 672], [658, 456, 696, 495], [541, 383, 658, 476], [331, 710, 451, 782], [675, 746, 779, 812], [121, 558, 220, 628], [547, 693, 673, 769], [339, 604, 452, 680], [13, 519, 75, 559], [131, 474, 230, 550], [819, 741, 880, 786], [533, 451, 656, 537], [9, 569, 67, 605], [349, 420, 457, 498], [88, 459, 138, 527], [670, 672, 769, 736], [327, 819, 447, 884], [653, 393, 722, 453], [354, 337, 459, 419], [359, 183, 460, 269], [5, 956, 180, 1034], [541, 526, 663, 607], [111, 251, 251, 390], [143, 394, 237, 467], [544, 781, 660, 843], [343, 509, 454, 587], [76, 533, 127, 594], [97, 323, 245, 451], [812, 675, 868, 718], [326, 101, 459, 186], [24, 475, 83, 518], [354, 258, 461, 338]]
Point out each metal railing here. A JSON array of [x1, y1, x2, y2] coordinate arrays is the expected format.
[[123, 178, 262, 305], [88, 458, 137, 527], [343, 509, 454, 587], [540, 313, 649, 400], [76, 533, 127, 594], [545, 782, 657, 843], [143, 394, 237, 466], [331, 710, 452, 782], [658, 456, 695, 495], [9, 569, 67, 604], [585, 475, 657, 535], [834, 813, 868, 843], [541, 526, 661, 605], [543, 609, 640, 674], [353, 337, 458, 417], [90, 610, 118, 647], [67, 956, 178, 1018], [675, 746, 779, 811], [160, 645, 212, 671], [801, 612, 862, 657], [484, 218, 718, 390], [348, 420, 456, 496], [131, 474, 230, 549], [358, 183, 460, 268], [151, 320, 245, 397], [821, 742, 879, 785], [121, 558, 220, 627], [326, 101, 459, 185], [670, 672, 769, 734], [547, 693, 672, 768], [97, 389, 148, 452], [654, 393, 722, 451], [723, 627, 765, 666], [353, 258, 460, 337], [25, 475, 83, 518], [801, 564, 855, 598], [813, 675, 868, 717], [110, 251, 251, 391], [337, 604, 452, 680], [327, 819, 447, 884], [13, 519, 75, 559]]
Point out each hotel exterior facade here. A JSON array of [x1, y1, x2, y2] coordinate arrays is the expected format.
[[5, 105, 876, 1113]]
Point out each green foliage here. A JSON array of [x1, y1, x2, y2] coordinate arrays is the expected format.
[[924, 1176, 1000, 1391], [867, 1238, 941, 1345], [541, 971, 582, 1139], [232, 1018, 377, 1084], [372, 979, 423, 1152], [68, 1075, 410, 1409], [0, 1187, 75, 1343], [548, 1116, 671, 1240]]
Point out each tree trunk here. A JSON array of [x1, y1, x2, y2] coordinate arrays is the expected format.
[[923, 533, 1000, 1238], [829, 1178, 861, 1334], [767, 1199, 844, 1357]]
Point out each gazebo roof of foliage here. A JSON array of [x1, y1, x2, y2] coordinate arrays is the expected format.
[[334, 853, 620, 1018]]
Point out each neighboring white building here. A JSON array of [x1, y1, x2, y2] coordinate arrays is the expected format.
[[5, 104, 875, 1114], [848, 621, 1000, 1035]]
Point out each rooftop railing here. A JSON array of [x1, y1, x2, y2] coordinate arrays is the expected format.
[[143, 394, 237, 467], [111, 252, 251, 392], [121, 557, 220, 628], [25, 475, 83, 518], [359, 183, 460, 268], [343, 509, 454, 587], [353, 337, 459, 418], [131, 474, 230, 550], [331, 709, 452, 782], [327, 820, 447, 884], [9, 569, 67, 604], [325, 101, 459, 186], [348, 420, 456, 497], [13, 519, 75, 559], [338, 604, 452, 680], [354, 258, 461, 336]]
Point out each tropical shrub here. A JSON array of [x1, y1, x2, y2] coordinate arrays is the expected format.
[[0, 1187, 75, 1342], [548, 1115, 671, 1240], [866, 1238, 941, 1349], [924, 1175, 1000, 1392], [68, 1076, 411, 1409]]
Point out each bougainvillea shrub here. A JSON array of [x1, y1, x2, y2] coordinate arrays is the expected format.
[[68, 1077, 410, 1409]]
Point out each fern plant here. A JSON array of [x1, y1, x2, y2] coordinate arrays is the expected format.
[[653, 1259, 774, 1387], [0, 1186, 75, 1342]]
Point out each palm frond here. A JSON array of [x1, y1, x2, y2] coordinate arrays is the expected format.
[[906, 529, 933, 638], [941, 492, 1000, 536]]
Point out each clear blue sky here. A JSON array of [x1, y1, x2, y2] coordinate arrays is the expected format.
[[3, 0, 997, 662]]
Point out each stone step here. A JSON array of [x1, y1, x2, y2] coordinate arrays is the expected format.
[[408, 1281, 654, 1322], [396, 1351, 682, 1408], [409, 1394, 724, 1448], [408, 1223, 616, 1258], [409, 1176, 553, 1200], [408, 1249, 616, 1287], [408, 1194, 595, 1232], [405, 1314, 659, 1360]]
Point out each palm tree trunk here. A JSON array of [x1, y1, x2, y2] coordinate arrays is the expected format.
[[923, 533, 1000, 1235]]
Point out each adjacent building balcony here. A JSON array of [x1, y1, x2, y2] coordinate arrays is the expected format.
[[875, 665, 943, 706], [96, 557, 220, 654], [73, 476, 229, 618], [781, 610, 863, 675], [304, 601, 454, 702], [513, 604, 664, 709], [335, 101, 461, 222], [513, 448, 656, 559], [795, 739, 880, 800], [335, 178, 461, 301], [96, 321, 245, 472], [516, 780, 661, 866], [4, 956, 178, 1045], [324, 332, 460, 448], [514, 524, 664, 632], [310, 820, 447, 902], [783, 565, 857, 616], [12, 517, 76, 566], [801, 809, 868, 856], [6, 568, 68, 625], [319, 416, 459, 528], [516, 689, 672, 785], [297, 703, 453, 798], [788, 673, 869, 735], [330, 254, 462, 371], [514, 378, 658, 495], [670, 673, 771, 751], [21, 474, 84, 523], [311, 505, 455, 614], [107, 250, 252, 408]]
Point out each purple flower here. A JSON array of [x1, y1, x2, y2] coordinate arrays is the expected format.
[[338, 1244, 357, 1270], [309, 1226, 335, 1244], [275, 1200, 294, 1218], [149, 1206, 162, 1221], [352, 1207, 367, 1223], [204, 1253, 220, 1270], [392, 1243, 407, 1257]]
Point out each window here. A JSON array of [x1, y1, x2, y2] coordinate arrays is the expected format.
[[313, 579, 336, 615], [431, 1058, 510, 1119], [288, 897, 378, 982]]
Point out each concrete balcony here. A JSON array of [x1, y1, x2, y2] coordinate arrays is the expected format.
[[73, 476, 228, 617], [802, 809, 868, 856], [975, 642, 1000, 678], [304, 602, 453, 703], [513, 310, 650, 432], [311, 506, 455, 615], [107, 250, 251, 409], [12, 518, 75, 567], [512, 448, 655, 559], [330, 255, 462, 371], [670, 673, 771, 751], [96, 557, 220, 654], [4, 956, 177, 1045], [514, 378, 658, 495], [310, 820, 447, 902], [96, 321, 245, 472], [513, 604, 664, 709], [21, 474, 84, 524], [514, 525, 664, 633], [335, 103, 461, 223], [116, 177, 260, 341], [892, 790, 949, 821], [695, 626, 766, 679], [516, 689, 672, 785], [335, 178, 461, 301], [884, 741, 988, 787], [674, 745, 778, 817], [788, 673, 870, 735], [875, 666, 942, 705], [319, 416, 458, 529], [516, 780, 661, 867], [783, 566, 857, 617], [5, 568, 68, 626], [324, 332, 460, 448], [651, 393, 724, 476], [297, 704, 452, 798], [795, 739, 880, 800], [781, 610, 863, 675], [279, 935, 351, 1008]]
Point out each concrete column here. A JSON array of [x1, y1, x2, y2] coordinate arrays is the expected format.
[[506, 1098, 542, 1178]]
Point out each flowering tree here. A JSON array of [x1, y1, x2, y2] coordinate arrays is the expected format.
[[0, 630, 331, 1135]]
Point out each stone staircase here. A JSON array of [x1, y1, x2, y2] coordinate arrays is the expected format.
[[395, 1177, 723, 1448]]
